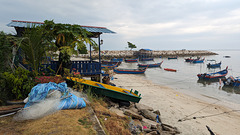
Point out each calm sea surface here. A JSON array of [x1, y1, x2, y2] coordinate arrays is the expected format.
[[118, 50, 240, 109]]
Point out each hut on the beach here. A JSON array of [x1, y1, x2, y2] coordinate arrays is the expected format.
[[134, 48, 153, 60], [7, 20, 115, 82]]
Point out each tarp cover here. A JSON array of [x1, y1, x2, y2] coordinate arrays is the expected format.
[[24, 82, 86, 109]]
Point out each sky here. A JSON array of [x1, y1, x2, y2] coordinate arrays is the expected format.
[[1, 0, 240, 50]]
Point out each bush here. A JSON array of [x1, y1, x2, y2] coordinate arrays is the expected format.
[[0, 67, 36, 101]]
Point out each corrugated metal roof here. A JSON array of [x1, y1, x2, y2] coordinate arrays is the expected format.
[[7, 20, 115, 34]]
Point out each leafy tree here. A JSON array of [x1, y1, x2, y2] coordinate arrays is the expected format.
[[127, 42, 137, 50], [0, 31, 16, 73], [42, 20, 97, 75]]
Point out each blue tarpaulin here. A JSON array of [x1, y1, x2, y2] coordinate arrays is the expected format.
[[24, 82, 86, 109]]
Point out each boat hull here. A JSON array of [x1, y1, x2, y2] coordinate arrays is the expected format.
[[114, 68, 147, 74], [138, 61, 163, 68], [164, 68, 177, 72], [66, 77, 141, 103], [197, 67, 228, 80]]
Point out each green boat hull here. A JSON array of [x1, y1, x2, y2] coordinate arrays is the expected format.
[[66, 79, 141, 103]]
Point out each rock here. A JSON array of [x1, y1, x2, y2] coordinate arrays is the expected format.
[[146, 131, 158, 135], [162, 123, 180, 134], [140, 109, 157, 121], [129, 106, 139, 114], [153, 110, 161, 116], [143, 128, 152, 133], [124, 110, 143, 120], [108, 107, 125, 117], [135, 103, 154, 111]]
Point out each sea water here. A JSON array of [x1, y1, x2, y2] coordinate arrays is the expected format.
[[118, 50, 240, 110]]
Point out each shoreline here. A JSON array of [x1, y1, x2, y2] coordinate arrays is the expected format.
[[112, 74, 240, 135]]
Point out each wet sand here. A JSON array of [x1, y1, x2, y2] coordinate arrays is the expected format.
[[112, 74, 240, 135]]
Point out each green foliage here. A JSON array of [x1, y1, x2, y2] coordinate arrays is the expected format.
[[41, 20, 97, 74], [0, 31, 13, 73], [127, 42, 137, 50], [0, 67, 36, 100], [20, 26, 48, 72]]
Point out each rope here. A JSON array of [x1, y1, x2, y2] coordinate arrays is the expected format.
[[178, 109, 240, 122], [178, 100, 220, 122]]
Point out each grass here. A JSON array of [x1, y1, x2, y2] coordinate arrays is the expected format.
[[0, 90, 131, 135]]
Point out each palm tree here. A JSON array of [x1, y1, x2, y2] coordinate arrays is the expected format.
[[19, 26, 47, 72]]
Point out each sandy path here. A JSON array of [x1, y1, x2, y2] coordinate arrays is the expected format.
[[112, 74, 240, 135]]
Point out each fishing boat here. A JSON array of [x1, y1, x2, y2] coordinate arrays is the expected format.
[[138, 61, 163, 68], [125, 58, 138, 63], [101, 62, 118, 69], [222, 76, 240, 87], [192, 58, 205, 63], [139, 58, 154, 61], [185, 57, 194, 62], [114, 67, 147, 74], [168, 56, 178, 60], [207, 62, 221, 68], [102, 60, 121, 66], [66, 77, 141, 103], [164, 68, 177, 72], [197, 67, 228, 80], [111, 58, 124, 62]]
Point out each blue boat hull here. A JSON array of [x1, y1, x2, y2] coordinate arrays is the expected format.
[[114, 68, 147, 74]]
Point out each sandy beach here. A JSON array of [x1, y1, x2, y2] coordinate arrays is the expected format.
[[112, 74, 240, 135]]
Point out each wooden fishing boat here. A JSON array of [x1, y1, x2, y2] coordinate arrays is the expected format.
[[102, 60, 121, 66], [197, 67, 228, 80], [101, 62, 118, 69], [207, 62, 221, 68], [111, 58, 124, 62], [138, 61, 163, 68], [222, 76, 240, 87], [164, 68, 177, 72], [125, 58, 138, 63], [185, 57, 194, 62], [192, 58, 205, 63], [140, 58, 154, 61], [114, 67, 147, 74], [66, 77, 142, 103], [168, 56, 178, 60]]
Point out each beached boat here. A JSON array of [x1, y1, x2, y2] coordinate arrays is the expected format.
[[164, 68, 177, 72], [125, 58, 138, 63], [66, 77, 142, 103], [197, 67, 228, 80], [138, 61, 163, 68], [222, 76, 240, 88], [192, 58, 205, 63], [168, 56, 178, 60], [114, 67, 147, 74], [207, 62, 221, 68], [139, 58, 154, 61]]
